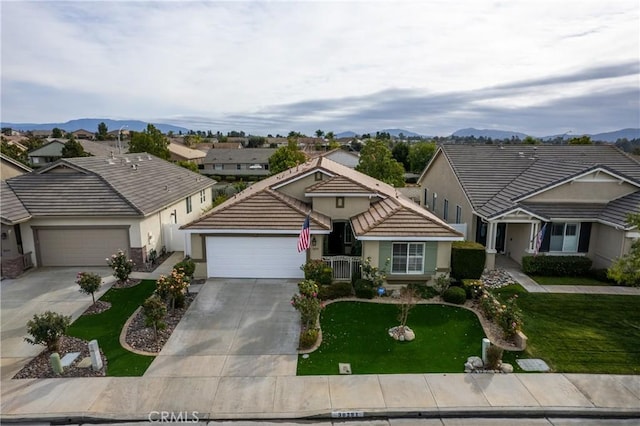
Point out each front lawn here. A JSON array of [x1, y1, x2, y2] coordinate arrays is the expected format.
[[66, 280, 156, 376], [496, 285, 640, 374], [530, 275, 612, 286], [297, 302, 487, 375]]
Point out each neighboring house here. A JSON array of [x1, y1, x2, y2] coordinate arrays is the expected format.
[[417, 145, 640, 269], [202, 148, 277, 177], [168, 142, 207, 165], [182, 156, 462, 280], [30, 130, 51, 139], [27, 140, 65, 167], [1, 154, 32, 180], [27, 139, 122, 166], [71, 129, 95, 140], [1, 153, 216, 277]]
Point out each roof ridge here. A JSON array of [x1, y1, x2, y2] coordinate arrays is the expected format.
[[360, 198, 402, 232]]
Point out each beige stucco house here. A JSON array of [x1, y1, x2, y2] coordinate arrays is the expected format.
[[1, 153, 216, 278], [1, 154, 32, 181], [417, 144, 640, 270], [183, 156, 463, 280]]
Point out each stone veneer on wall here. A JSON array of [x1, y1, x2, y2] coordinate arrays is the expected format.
[[129, 246, 146, 269]]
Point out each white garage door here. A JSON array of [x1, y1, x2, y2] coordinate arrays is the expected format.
[[206, 236, 306, 279], [37, 228, 129, 267]]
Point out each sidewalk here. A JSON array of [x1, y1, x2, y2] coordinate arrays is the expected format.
[[1, 373, 639, 421]]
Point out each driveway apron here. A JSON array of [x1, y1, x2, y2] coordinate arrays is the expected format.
[[144, 278, 300, 378]]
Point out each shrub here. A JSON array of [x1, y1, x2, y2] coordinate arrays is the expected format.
[[174, 256, 196, 277], [318, 282, 353, 300], [450, 241, 486, 280], [298, 279, 319, 297], [291, 293, 322, 329], [360, 257, 389, 288], [479, 290, 523, 338], [24, 311, 71, 352], [522, 255, 592, 276], [354, 278, 375, 299], [433, 274, 451, 295], [299, 328, 319, 349], [76, 272, 102, 304], [486, 344, 503, 370], [442, 286, 466, 304], [301, 260, 333, 286], [408, 283, 439, 299], [156, 268, 190, 310], [461, 279, 484, 299], [106, 249, 134, 283], [142, 295, 167, 344]]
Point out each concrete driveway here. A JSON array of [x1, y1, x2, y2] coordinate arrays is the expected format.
[[0, 266, 114, 380], [144, 278, 301, 378]]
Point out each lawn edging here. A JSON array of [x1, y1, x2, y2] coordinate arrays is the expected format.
[[298, 296, 527, 355]]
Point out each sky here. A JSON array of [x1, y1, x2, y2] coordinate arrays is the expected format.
[[1, 0, 639, 136]]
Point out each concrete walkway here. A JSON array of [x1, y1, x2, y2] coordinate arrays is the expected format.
[[2, 255, 640, 422]]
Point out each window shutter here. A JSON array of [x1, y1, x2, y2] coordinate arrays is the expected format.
[[540, 222, 551, 252], [578, 222, 592, 253]]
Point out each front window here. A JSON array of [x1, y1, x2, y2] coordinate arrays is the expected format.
[[550, 222, 580, 252], [336, 197, 345, 208], [443, 199, 449, 221], [456, 205, 462, 223], [200, 190, 206, 203], [214, 163, 223, 170], [391, 242, 424, 274], [423, 188, 429, 208], [186, 196, 192, 214]]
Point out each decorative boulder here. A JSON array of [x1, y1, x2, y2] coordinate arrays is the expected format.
[[404, 328, 415, 341], [468, 356, 484, 369], [388, 326, 416, 342]]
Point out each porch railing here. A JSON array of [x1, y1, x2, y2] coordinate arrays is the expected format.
[[322, 256, 361, 281]]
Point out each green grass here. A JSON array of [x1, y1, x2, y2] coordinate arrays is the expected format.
[[530, 275, 612, 286], [67, 280, 156, 376], [297, 302, 489, 375], [495, 285, 640, 374]]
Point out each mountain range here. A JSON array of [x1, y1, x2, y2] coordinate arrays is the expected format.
[[2, 118, 638, 143]]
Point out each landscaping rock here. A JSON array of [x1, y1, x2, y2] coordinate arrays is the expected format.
[[481, 269, 516, 289], [501, 363, 514, 373], [468, 356, 484, 369], [388, 326, 415, 342]]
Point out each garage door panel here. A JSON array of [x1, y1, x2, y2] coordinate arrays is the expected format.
[[37, 228, 129, 266], [206, 236, 305, 279]]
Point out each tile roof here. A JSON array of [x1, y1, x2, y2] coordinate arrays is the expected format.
[[185, 156, 462, 239], [203, 148, 276, 164], [305, 175, 376, 195], [1, 181, 31, 224], [169, 143, 206, 160], [1, 154, 32, 173], [4, 154, 215, 218], [430, 145, 640, 226]]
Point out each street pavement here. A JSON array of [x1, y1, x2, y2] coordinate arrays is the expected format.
[[1, 257, 639, 423]]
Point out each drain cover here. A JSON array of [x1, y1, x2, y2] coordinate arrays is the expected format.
[[516, 358, 550, 372]]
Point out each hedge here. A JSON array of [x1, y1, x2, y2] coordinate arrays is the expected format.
[[450, 241, 486, 280], [522, 255, 592, 276], [442, 286, 467, 304]]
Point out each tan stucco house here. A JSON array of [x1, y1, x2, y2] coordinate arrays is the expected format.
[[417, 144, 640, 270], [1, 153, 215, 278], [182, 157, 463, 280], [1, 154, 32, 181]]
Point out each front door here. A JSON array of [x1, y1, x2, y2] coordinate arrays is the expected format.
[[326, 221, 354, 255]]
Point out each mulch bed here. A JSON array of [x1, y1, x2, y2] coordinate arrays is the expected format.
[[110, 278, 142, 289], [125, 294, 195, 353], [13, 336, 107, 379], [81, 300, 111, 315]]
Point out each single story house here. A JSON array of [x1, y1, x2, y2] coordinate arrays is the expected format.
[[1, 154, 32, 180], [168, 142, 207, 165], [417, 144, 640, 269], [71, 129, 95, 140], [1, 153, 216, 277], [27, 140, 65, 167], [211, 142, 243, 149], [182, 156, 463, 280], [202, 148, 277, 177]]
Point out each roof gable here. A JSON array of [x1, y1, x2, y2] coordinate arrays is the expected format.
[[28, 140, 65, 156], [304, 175, 377, 197]]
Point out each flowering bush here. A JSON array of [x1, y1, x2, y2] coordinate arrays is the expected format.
[[106, 250, 134, 283], [291, 279, 324, 330], [479, 289, 523, 338], [76, 272, 102, 304], [360, 257, 389, 288], [24, 311, 71, 352], [297, 279, 319, 297], [156, 268, 190, 310], [301, 260, 333, 286]]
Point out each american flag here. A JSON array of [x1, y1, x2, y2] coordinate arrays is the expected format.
[[534, 223, 547, 254], [297, 215, 311, 252]]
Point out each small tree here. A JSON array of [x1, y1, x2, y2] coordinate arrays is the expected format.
[[76, 272, 102, 304], [156, 268, 190, 310], [25, 311, 71, 352], [142, 295, 167, 347], [61, 135, 88, 158], [106, 249, 134, 284], [397, 286, 418, 332], [268, 140, 307, 174]]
